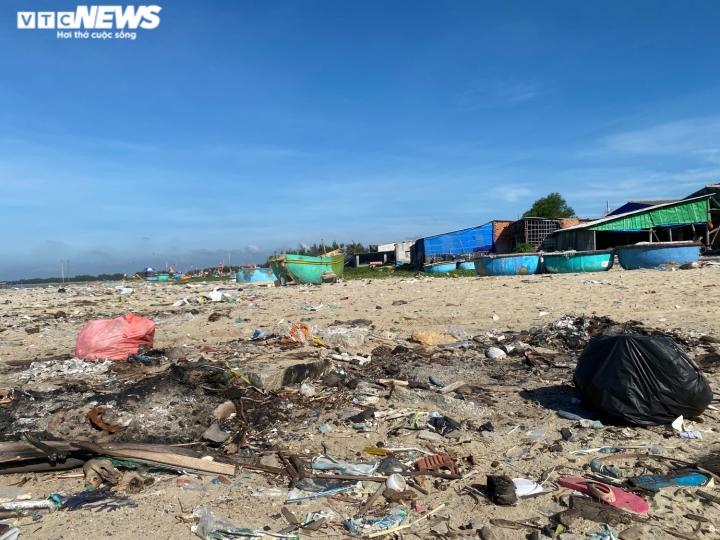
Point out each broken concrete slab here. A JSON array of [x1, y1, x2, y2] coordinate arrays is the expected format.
[[241, 357, 335, 390]]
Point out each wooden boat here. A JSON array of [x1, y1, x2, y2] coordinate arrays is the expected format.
[[474, 253, 540, 276], [423, 261, 457, 273], [456, 261, 475, 271], [616, 242, 701, 270], [236, 267, 277, 285], [269, 250, 345, 284], [542, 249, 615, 274]]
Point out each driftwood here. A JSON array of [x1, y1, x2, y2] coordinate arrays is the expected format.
[[0, 440, 236, 476]]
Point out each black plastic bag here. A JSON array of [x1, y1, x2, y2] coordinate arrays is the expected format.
[[428, 415, 461, 435], [486, 475, 517, 506], [574, 334, 712, 426]]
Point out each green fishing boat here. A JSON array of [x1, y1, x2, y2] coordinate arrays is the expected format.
[[269, 250, 345, 284], [541, 249, 615, 274]]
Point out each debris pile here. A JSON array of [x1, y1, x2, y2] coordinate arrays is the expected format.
[[0, 279, 719, 539]]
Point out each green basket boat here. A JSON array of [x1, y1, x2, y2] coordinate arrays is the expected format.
[[268, 250, 345, 284], [541, 249, 615, 274]]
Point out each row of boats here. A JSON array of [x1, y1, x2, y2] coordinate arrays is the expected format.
[[426, 241, 701, 276], [231, 241, 701, 285]]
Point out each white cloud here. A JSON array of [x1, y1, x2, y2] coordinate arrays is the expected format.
[[455, 81, 538, 110], [594, 116, 720, 159], [245, 244, 261, 254]]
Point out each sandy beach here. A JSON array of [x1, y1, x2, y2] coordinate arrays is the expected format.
[[0, 264, 719, 539]]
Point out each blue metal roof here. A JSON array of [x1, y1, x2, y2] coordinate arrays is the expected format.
[[416, 222, 495, 257]]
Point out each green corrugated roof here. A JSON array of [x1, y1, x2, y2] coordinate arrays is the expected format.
[[579, 196, 720, 232]]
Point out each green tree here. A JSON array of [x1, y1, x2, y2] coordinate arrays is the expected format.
[[522, 193, 575, 218]]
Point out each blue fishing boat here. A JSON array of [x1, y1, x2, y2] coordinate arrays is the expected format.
[[423, 261, 457, 273], [616, 242, 701, 270], [542, 250, 615, 274], [236, 267, 277, 285], [474, 253, 540, 276], [456, 261, 475, 271]]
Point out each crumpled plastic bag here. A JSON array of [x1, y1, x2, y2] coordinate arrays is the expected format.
[[75, 312, 155, 361], [282, 322, 311, 344], [192, 505, 252, 540]]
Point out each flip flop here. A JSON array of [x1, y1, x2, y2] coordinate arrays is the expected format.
[[587, 481, 616, 503], [558, 477, 649, 513]]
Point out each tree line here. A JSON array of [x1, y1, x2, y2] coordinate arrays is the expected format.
[[284, 240, 368, 256], [4, 273, 126, 285]]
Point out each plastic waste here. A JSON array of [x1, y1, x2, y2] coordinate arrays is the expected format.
[[75, 312, 155, 361], [177, 477, 207, 491], [589, 458, 622, 479], [487, 475, 517, 506], [250, 329, 273, 341], [579, 419, 605, 429], [526, 429, 547, 442], [281, 322, 312, 344], [249, 487, 286, 497], [286, 482, 360, 503], [193, 505, 253, 540], [445, 325, 467, 340], [365, 507, 407, 531], [485, 347, 507, 360], [574, 334, 713, 426], [513, 478, 543, 496], [385, 473, 406, 493], [0, 526, 20, 540], [295, 478, 347, 493], [376, 455, 408, 475], [208, 289, 223, 302], [312, 456, 379, 476], [627, 469, 710, 489], [557, 410, 603, 429], [299, 383, 316, 397], [427, 413, 461, 435]]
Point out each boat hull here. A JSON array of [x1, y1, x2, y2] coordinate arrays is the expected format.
[[269, 252, 345, 284], [457, 261, 475, 271], [424, 262, 457, 273], [616, 242, 701, 270], [542, 250, 615, 274], [474, 254, 540, 276], [236, 267, 277, 285]]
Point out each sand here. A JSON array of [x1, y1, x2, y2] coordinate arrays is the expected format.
[[0, 263, 719, 539]]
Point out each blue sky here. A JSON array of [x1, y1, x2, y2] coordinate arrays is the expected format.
[[1, 1, 719, 279]]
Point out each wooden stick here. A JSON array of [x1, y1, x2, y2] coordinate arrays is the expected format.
[[376, 379, 409, 387], [356, 484, 386, 517], [439, 381, 467, 394]]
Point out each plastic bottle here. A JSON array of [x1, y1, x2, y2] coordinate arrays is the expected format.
[[589, 458, 622, 478], [526, 429, 547, 442]]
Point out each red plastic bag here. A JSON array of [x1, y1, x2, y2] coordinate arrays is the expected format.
[[75, 312, 155, 361]]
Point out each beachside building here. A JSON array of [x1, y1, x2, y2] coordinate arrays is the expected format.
[[412, 221, 513, 267], [346, 240, 415, 267], [553, 195, 720, 251]]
